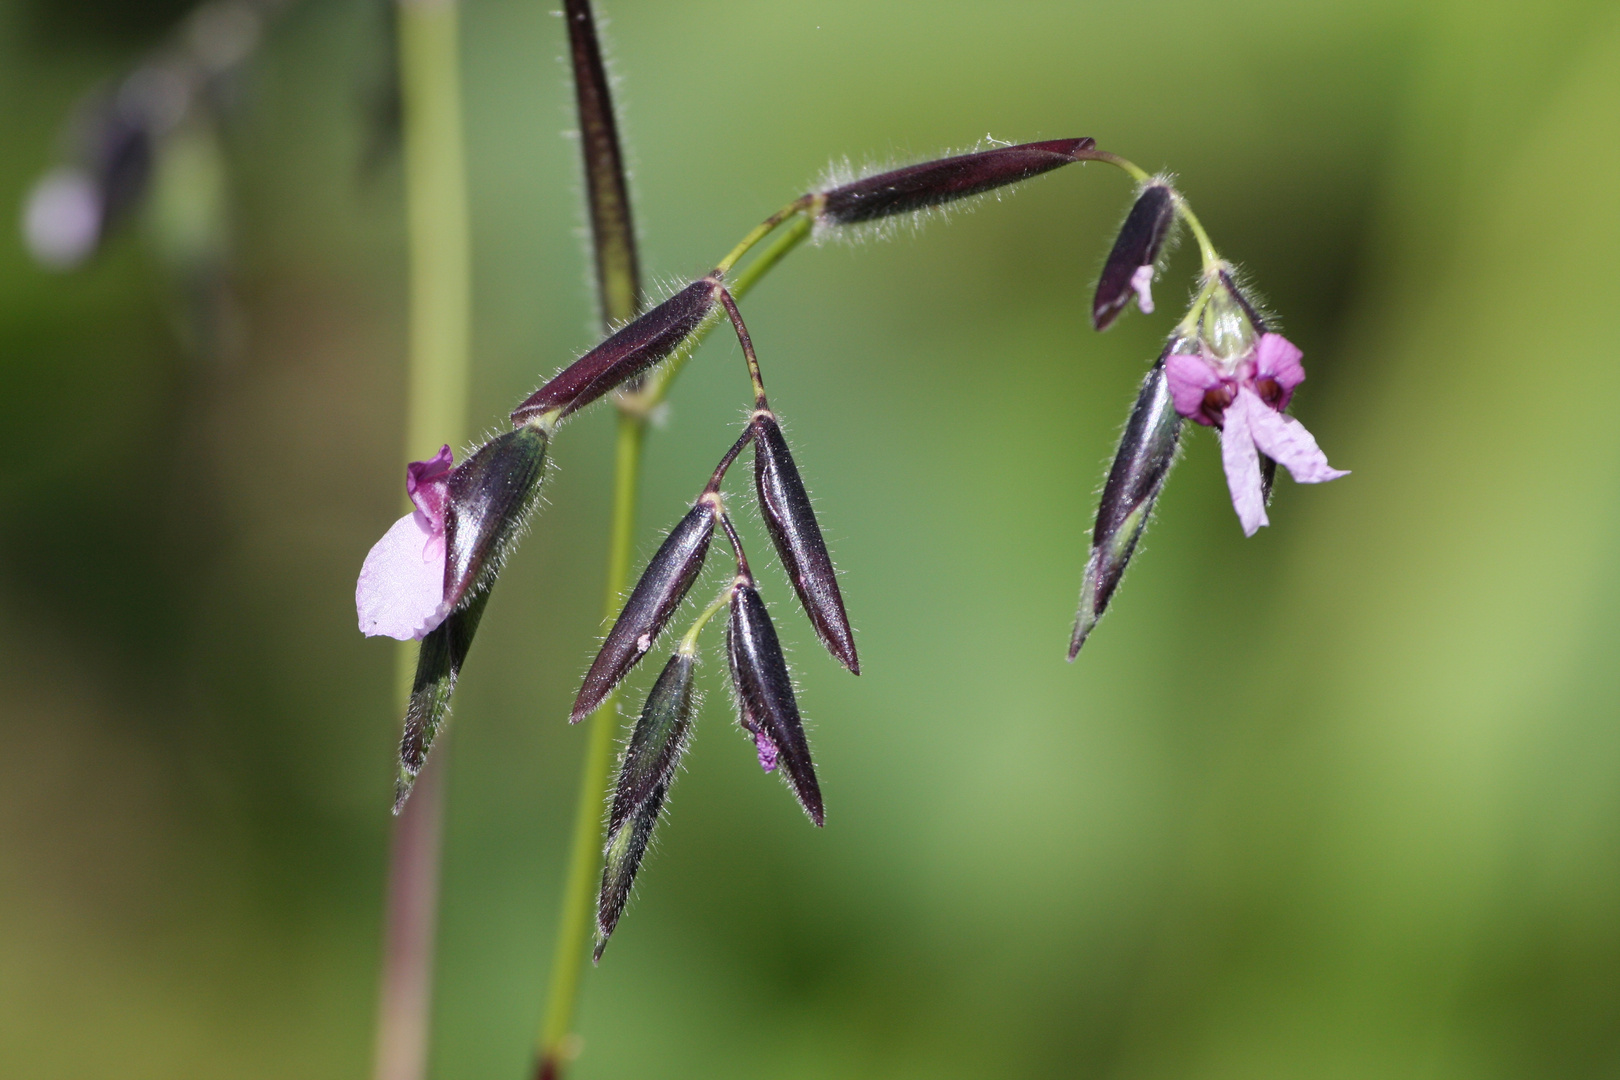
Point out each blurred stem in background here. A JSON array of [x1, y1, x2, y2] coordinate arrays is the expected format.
[[373, 2, 471, 1080], [537, 2, 643, 1075]]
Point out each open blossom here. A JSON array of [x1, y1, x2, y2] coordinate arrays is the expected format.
[[1166, 332, 1348, 536], [356, 445, 454, 640]]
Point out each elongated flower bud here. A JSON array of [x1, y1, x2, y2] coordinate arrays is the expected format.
[[396, 589, 490, 811], [752, 413, 858, 673], [727, 583, 823, 825], [511, 278, 719, 423], [1070, 343, 1185, 658], [1092, 183, 1176, 331], [608, 652, 698, 834], [573, 501, 716, 723], [443, 424, 549, 611], [595, 779, 666, 962], [817, 138, 1095, 226]]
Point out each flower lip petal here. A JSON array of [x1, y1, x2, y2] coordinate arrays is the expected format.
[[406, 445, 454, 524], [1219, 391, 1270, 537], [357, 510, 452, 640], [1242, 388, 1349, 485]]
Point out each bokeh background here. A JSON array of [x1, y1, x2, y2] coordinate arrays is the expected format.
[[4, 0, 1620, 1077]]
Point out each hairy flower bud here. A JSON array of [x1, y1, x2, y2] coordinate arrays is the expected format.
[[573, 500, 716, 723], [396, 590, 490, 811], [595, 778, 665, 962], [511, 278, 719, 423], [608, 652, 698, 834], [752, 413, 858, 674], [1070, 343, 1185, 658], [727, 582, 823, 825], [817, 138, 1095, 226], [443, 424, 549, 610], [1093, 183, 1176, 330]]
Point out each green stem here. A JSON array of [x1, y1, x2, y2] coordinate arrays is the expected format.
[[375, 4, 471, 1080], [539, 413, 645, 1076]]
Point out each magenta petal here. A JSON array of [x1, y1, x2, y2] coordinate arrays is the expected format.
[[1255, 333, 1305, 408], [406, 445, 454, 527], [1165, 352, 1222, 421], [1243, 390, 1350, 485], [755, 729, 779, 773], [357, 510, 452, 640], [1219, 393, 1269, 536]]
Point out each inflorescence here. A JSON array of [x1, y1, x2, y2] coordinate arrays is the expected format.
[[353, 136, 1349, 957]]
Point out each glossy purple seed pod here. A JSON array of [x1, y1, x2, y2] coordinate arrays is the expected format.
[[572, 500, 716, 724], [752, 413, 858, 674], [607, 651, 696, 835], [818, 137, 1095, 226], [511, 278, 718, 424], [1070, 342, 1185, 658], [595, 778, 667, 961], [727, 582, 823, 826], [442, 425, 550, 611], [1092, 183, 1175, 331]]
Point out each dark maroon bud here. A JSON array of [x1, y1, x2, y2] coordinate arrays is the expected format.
[[752, 413, 858, 674], [443, 424, 550, 611], [727, 583, 823, 825], [396, 589, 491, 812], [573, 501, 716, 724], [818, 138, 1095, 226], [511, 278, 718, 423], [1092, 183, 1176, 331], [595, 778, 666, 962], [1070, 341, 1185, 659]]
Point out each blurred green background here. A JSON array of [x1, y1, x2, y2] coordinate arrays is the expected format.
[[4, 0, 1620, 1077]]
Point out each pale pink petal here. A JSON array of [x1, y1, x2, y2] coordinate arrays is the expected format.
[[1243, 389, 1350, 485], [1254, 333, 1305, 408], [1165, 352, 1223, 422], [1219, 392, 1269, 536], [406, 445, 454, 526], [1130, 264, 1156, 314], [357, 510, 452, 640], [755, 729, 778, 773]]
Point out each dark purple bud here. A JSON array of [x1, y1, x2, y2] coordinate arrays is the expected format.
[[443, 424, 549, 611], [818, 138, 1094, 226], [727, 583, 823, 825], [573, 500, 716, 723], [1070, 343, 1185, 659], [753, 413, 858, 674], [396, 588, 491, 811], [511, 278, 718, 423], [595, 778, 666, 961], [1092, 183, 1175, 331], [608, 652, 696, 836]]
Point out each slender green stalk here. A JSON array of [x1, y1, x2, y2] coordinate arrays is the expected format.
[[373, 4, 472, 1080]]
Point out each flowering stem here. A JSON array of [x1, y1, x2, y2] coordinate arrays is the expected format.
[[374, 3, 472, 1080]]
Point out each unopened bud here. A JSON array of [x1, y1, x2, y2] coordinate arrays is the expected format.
[[818, 138, 1094, 227], [573, 501, 716, 724], [1070, 342, 1185, 658], [1092, 183, 1175, 331], [444, 425, 549, 610], [753, 413, 858, 674], [727, 582, 823, 825], [511, 278, 719, 424]]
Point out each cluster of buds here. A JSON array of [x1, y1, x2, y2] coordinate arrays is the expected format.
[[21, 0, 286, 269], [355, 135, 1348, 953]]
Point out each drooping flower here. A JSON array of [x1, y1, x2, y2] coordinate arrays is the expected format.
[[1166, 332, 1347, 536], [357, 445, 454, 641]]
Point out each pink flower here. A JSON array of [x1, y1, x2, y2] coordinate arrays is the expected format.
[[356, 445, 455, 640], [1165, 333, 1347, 536]]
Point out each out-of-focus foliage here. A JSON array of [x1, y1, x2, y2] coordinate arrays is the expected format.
[[2, 1, 1618, 1077]]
